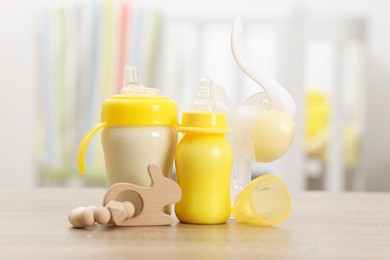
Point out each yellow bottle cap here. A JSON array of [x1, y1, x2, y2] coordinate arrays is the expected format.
[[232, 174, 291, 226], [177, 111, 230, 134], [102, 95, 178, 126]]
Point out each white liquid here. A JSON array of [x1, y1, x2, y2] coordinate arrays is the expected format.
[[102, 126, 177, 214]]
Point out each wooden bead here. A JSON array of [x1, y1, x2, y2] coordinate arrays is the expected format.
[[123, 201, 135, 219], [68, 207, 85, 228], [79, 207, 95, 227], [106, 201, 127, 225], [95, 206, 111, 225]]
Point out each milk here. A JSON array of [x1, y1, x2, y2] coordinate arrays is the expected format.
[[102, 126, 177, 215]]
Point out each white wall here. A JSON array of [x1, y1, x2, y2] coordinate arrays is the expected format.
[[363, 4, 390, 191], [287, 0, 390, 191], [0, 1, 35, 186]]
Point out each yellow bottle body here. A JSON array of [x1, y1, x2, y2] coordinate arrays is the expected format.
[[175, 133, 233, 224]]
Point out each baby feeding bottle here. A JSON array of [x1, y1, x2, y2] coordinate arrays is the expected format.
[[77, 65, 178, 214], [175, 79, 233, 224]]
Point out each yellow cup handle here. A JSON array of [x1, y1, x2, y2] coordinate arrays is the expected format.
[[77, 122, 107, 174]]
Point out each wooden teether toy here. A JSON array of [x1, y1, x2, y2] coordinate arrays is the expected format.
[[103, 164, 182, 226], [68, 164, 182, 228]]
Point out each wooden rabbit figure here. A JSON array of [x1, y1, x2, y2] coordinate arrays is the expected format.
[[102, 164, 182, 226]]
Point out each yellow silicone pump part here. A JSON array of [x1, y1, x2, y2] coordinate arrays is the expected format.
[[252, 111, 295, 162], [77, 122, 106, 174], [231, 174, 292, 226]]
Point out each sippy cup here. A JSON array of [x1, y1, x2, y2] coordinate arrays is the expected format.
[[175, 79, 233, 224], [77, 65, 178, 215]]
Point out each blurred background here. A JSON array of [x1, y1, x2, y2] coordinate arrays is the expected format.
[[1, 0, 389, 191]]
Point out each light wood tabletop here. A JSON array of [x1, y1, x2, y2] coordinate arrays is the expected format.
[[0, 189, 389, 259]]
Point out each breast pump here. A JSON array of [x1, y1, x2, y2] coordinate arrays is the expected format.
[[210, 17, 296, 201]]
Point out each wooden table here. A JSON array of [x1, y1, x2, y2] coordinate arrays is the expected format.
[[0, 189, 390, 259]]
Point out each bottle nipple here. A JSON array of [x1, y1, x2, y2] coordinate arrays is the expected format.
[[191, 78, 216, 112], [120, 65, 160, 95], [178, 77, 229, 133]]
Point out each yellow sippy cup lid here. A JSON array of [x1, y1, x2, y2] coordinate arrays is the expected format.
[[101, 95, 177, 126]]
